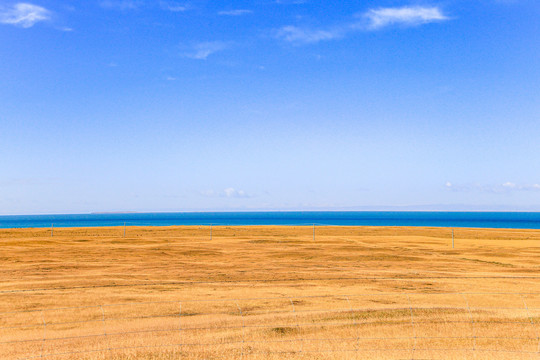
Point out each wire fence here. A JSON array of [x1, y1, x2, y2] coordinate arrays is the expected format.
[[4, 223, 540, 239], [2, 292, 539, 359], [2, 225, 539, 358], [3, 277, 540, 295]]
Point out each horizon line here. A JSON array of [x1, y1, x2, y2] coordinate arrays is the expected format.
[[2, 208, 540, 217]]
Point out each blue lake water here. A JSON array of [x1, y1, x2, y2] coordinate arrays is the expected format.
[[1, 212, 540, 229]]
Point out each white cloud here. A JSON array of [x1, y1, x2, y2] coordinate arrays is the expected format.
[[276, 25, 343, 44], [100, 1, 188, 11], [200, 189, 217, 197], [0, 3, 51, 28], [446, 182, 540, 193], [364, 6, 448, 30], [513, 183, 540, 191], [184, 41, 228, 60], [218, 9, 252, 16], [100, 0, 142, 10], [502, 182, 516, 189], [200, 188, 251, 198], [276, 6, 448, 44], [223, 188, 249, 198], [160, 1, 189, 12]]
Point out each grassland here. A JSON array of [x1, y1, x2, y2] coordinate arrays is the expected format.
[[1, 226, 539, 359]]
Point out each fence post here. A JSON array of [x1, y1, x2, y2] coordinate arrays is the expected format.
[[406, 294, 416, 360], [235, 300, 245, 359], [288, 297, 303, 354], [40, 310, 46, 358], [520, 295, 540, 353], [178, 302, 182, 354], [346, 296, 359, 357], [459, 293, 476, 352], [100, 305, 110, 358]]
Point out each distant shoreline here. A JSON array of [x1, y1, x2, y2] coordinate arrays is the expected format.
[[2, 224, 540, 232], [90, 211, 140, 214]]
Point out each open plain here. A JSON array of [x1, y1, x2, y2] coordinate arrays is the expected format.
[[1, 226, 539, 359]]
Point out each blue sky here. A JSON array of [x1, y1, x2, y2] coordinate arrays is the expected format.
[[1, 0, 539, 214]]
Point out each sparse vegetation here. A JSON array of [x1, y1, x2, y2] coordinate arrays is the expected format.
[[1, 226, 539, 359]]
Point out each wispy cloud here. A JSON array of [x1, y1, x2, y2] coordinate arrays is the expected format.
[[445, 182, 540, 193], [218, 9, 252, 16], [0, 3, 51, 28], [99, 0, 142, 10], [276, 25, 344, 44], [501, 182, 540, 191], [1, 177, 49, 187], [200, 188, 251, 198], [276, 6, 448, 44], [223, 188, 250, 198], [364, 6, 448, 30], [101, 1, 188, 12], [160, 1, 189, 12], [184, 41, 229, 60]]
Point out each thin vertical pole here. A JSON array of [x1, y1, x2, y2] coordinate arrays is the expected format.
[[235, 300, 245, 359], [345, 296, 359, 354], [407, 294, 417, 359], [51, 224, 54, 237], [452, 229, 454, 249], [40, 310, 46, 358], [178, 302, 182, 350], [100, 305, 111, 356], [460, 293, 476, 351], [289, 297, 303, 354]]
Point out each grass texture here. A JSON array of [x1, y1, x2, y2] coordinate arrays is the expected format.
[[1, 226, 539, 359]]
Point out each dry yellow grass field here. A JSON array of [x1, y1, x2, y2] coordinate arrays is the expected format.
[[1, 226, 539, 359]]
